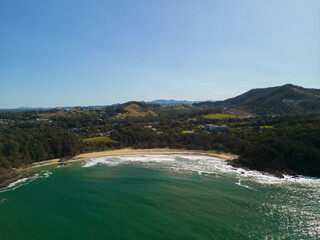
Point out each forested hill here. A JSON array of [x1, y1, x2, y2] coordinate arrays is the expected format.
[[194, 84, 320, 115]]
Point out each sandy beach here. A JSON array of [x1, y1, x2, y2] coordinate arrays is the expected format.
[[20, 148, 238, 170]]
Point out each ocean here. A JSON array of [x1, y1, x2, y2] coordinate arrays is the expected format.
[[0, 155, 319, 239]]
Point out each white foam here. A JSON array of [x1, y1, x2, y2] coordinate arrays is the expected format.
[[236, 180, 257, 191], [0, 170, 52, 193], [82, 155, 176, 168], [81, 155, 320, 188], [9, 177, 28, 187]]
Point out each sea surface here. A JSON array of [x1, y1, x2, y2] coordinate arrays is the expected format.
[[0, 155, 319, 240]]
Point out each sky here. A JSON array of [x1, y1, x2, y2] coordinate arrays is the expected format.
[[0, 0, 319, 108]]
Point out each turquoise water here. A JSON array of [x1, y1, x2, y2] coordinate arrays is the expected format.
[[0, 155, 319, 239]]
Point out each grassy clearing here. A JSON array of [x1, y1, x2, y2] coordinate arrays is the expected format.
[[203, 113, 239, 119], [115, 104, 157, 118], [229, 122, 250, 127], [38, 111, 67, 118], [83, 136, 116, 143], [182, 130, 194, 134], [187, 117, 197, 121], [231, 126, 274, 131]]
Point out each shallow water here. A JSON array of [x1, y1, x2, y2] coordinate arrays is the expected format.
[[0, 155, 319, 239]]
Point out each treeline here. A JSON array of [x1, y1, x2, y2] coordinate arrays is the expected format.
[[110, 124, 241, 153], [0, 110, 319, 179], [234, 118, 320, 177], [0, 126, 81, 170]]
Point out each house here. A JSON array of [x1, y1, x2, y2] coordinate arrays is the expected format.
[[204, 124, 228, 132], [144, 125, 157, 131], [0, 119, 10, 124], [35, 118, 53, 123], [88, 133, 101, 138]]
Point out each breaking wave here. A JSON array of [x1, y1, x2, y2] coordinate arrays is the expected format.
[[0, 170, 52, 193], [82, 155, 320, 188]]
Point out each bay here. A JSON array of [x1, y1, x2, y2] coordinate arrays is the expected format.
[[0, 155, 319, 239]]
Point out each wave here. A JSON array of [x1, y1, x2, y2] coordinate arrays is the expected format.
[[0, 170, 52, 193], [236, 180, 257, 191], [0, 198, 7, 205], [82, 155, 320, 188]]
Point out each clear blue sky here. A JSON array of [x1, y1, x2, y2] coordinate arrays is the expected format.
[[1, 0, 319, 108]]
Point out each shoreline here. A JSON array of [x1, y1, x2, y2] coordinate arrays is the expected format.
[[20, 148, 238, 171], [0, 148, 237, 189]]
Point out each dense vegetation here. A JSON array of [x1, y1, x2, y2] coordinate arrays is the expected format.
[[231, 114, 320, 176], [1, 84, 320, 186], [0, 126, 80, 168]]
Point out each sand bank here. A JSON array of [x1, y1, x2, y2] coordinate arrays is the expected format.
[[20, 148, 238, 171]]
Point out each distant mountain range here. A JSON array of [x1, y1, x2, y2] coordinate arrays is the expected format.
[[144, 99, 203, 106], [194, 84, 320, 115], [0, 107, 54, 112]]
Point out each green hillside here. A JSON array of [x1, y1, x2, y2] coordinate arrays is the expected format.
[[115, 102, 159, 118], [195, 84, 320, 115]]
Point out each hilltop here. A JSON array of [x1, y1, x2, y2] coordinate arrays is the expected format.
[[194, 84, 320, 115], [114, 102, 159, 118]]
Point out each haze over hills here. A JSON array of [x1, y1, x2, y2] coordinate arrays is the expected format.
[[1, 84, 320, 116], [144, 99, 203, 106], [0, 107, 54, 112], [0, 100, 202, 112]]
